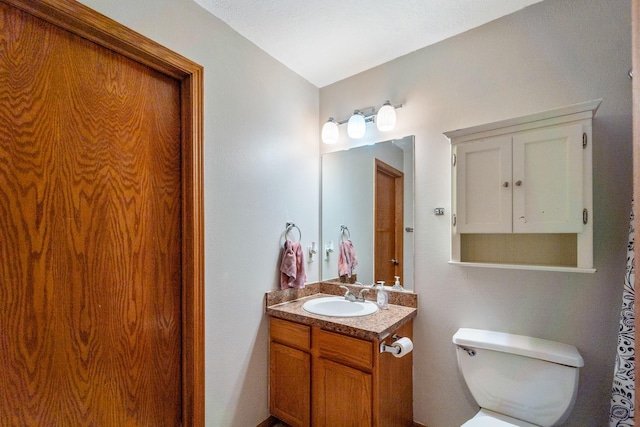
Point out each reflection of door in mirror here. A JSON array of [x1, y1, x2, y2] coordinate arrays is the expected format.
[[375, 159, 404, 284], [321, 136, 414, 290]]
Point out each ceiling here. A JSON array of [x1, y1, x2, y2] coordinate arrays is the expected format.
[[193, 0, 544, 88]]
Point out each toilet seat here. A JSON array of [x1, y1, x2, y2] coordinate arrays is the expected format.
[[461, 409, 539, 427]]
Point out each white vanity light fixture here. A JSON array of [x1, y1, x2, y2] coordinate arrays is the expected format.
[[321, 102, 403, 144], [376, 101, 397, 132], [347, 110, 366, 139], [321, 118, 339, 144]]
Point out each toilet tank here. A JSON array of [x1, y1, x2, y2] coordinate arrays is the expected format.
[[453, 328, 584, 427]]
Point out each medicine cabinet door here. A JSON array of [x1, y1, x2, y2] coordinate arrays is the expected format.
[[455, 136, 512, 233], [511, 123, 584, 233]]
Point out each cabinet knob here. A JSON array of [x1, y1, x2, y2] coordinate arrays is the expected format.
[[515, 180, 522, 186], [503, 182, 509, 188]]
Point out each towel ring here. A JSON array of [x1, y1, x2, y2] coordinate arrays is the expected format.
[[340, 225, 350, 242], [285, 222, 302, 243]]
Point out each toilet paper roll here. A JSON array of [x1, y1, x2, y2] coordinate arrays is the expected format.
[[391, 337, 413, 358]]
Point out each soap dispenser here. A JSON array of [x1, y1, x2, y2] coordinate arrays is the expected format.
[[376, 281, 388, 309], [392, 276, 404, 291]]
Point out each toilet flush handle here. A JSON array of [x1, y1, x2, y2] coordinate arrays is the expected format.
[[458, 346, 476, 356]]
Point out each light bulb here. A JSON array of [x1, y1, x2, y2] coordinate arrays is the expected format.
[[321, 118, 339, 144], [376, 101, 396, 132], [347, 111, 366, 139]]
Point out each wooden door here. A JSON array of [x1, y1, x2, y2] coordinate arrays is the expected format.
[[374, 159, 403, 284], [0, 1, 203, 425]]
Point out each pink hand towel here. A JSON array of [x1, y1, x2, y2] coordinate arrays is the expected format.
[[338, 239, 358, 278], [280, 239, 306, 289]]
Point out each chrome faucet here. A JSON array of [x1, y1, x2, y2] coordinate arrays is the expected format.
[[357, 288, 370, 301], [339, 285, 357, 301], [340, 285, 369, 302]]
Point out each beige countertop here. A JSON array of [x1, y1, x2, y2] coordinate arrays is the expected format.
[[265, 283, 417, 341]]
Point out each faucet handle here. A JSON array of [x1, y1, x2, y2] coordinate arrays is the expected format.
[[357, 288, 370, 300], [339, 285, 356, 301]]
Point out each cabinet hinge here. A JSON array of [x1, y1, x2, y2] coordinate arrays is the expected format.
[[582, 132, 588, 149], [452, 214, 457, 227], [583, 208, 588, 225], [452, 153, 457, 166]]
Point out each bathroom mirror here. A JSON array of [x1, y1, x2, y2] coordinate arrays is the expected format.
[[321, 136, 415, 290]]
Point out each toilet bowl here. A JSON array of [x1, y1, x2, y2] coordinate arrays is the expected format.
[[461, 409, 538, 427], [453, 328, 584, 427]]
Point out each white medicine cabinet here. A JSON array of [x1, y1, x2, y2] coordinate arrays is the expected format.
[[445, 99, 601, 273]]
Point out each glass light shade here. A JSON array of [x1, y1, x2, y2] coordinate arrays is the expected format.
[[347, 112, 366, 139], [376, 102, 396, 132], [321, 118, 339, 144]]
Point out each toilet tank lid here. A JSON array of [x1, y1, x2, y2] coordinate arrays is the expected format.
[[453, 328, 584, 368]]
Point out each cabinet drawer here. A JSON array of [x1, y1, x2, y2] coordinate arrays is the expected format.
[[270, 317, 310, 351], [315, 328, 373, 371]]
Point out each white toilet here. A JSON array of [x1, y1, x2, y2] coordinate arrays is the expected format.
[[452, 328, 584, 427]]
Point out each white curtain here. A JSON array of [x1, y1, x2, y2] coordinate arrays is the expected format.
[[609, 201, 635, 426]]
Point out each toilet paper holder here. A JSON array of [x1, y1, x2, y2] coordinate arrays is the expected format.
[[380, 334, 403, 355]]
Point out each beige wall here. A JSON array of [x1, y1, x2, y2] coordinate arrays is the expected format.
[[320, 1, 632, 425]]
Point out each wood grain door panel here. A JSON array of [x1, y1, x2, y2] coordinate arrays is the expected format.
[[313, 358, 372, 427], [0, 2, 186, 424], [374, 159, 403, 284], [269, 342, 311, 427]]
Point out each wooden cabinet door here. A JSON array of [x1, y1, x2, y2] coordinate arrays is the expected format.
[[270, 342, 311, 427], [512, 123, 584, 233], [313, 358, 372, 426], [376, 320, 413, 427], [455, 136, 512, 233]]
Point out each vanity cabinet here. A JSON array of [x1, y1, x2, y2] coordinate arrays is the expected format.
[[269, 317, 413, 427], [269, 318, 311, 426], [446, 99, 600, 272]]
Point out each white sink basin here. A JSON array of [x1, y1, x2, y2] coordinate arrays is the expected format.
[[302, 296, 378, 317]]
